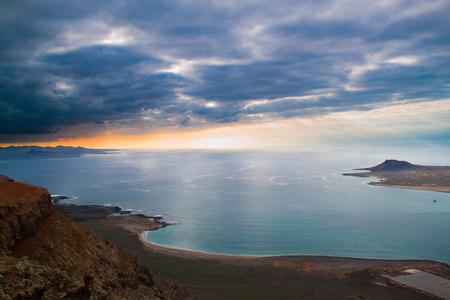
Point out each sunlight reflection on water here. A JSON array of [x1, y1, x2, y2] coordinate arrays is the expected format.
[[1, 148, 449, 263]]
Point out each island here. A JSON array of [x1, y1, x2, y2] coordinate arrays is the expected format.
[[343, 159, 450, 193], [0, 146, 113, 160]]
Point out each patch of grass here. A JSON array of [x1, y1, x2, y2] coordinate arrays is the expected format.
[[54, 204, 112, 222], [346, 269, 375, 281]]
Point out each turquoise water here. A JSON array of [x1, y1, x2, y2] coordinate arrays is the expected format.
[[1, 149, 449, 263]]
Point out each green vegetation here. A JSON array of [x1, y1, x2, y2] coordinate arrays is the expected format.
[[54, 205, 113, 222], [0, 251, 74, 299], [346, 269, 375, 281]]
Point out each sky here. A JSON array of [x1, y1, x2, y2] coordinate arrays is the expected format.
[[0, 0, 449, 149]]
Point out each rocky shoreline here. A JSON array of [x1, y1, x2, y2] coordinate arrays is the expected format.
[[54, 203, 171, 228]]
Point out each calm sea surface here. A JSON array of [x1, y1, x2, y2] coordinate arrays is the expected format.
[[1, 149, 449, 263]]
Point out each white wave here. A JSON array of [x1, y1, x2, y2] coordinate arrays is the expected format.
[[51, 194, 78, 201], [165, 221, 178, 225], [182, 174, 213, 184], [268, 176, 288, 186]]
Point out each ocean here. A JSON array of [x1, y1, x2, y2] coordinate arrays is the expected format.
[[1, 149, 449, 263]]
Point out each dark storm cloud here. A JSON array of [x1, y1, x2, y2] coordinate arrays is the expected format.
[[41, 45, 154, 78], [270, 20, 369, 40], [0, 43, 185, 134], [0, 0, 449, 138], [185, 49, 349, 100]]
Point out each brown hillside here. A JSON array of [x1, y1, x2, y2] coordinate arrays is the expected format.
[[0, 180, 53, 251], [0, 177, 196, 299]]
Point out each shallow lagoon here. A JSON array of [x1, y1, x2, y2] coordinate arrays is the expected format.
[[1, 149, 449, 263]]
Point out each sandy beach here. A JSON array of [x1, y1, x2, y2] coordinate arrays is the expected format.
[[369, 182, 450, 193], [138, 230, 450, 273], [138, 225, 450, 283], [56, 205, 450, 274], [139, 231, 263, 260]]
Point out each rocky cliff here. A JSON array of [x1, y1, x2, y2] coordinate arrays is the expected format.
[[0, 176, 195, 299], [0, 177, 53, 251]]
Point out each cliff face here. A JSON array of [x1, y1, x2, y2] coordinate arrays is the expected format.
[[0, 176, 195, 299], [0, 177, 53, 251]]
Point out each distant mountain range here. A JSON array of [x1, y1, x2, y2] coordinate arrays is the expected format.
[[0, 146, 112, 160]]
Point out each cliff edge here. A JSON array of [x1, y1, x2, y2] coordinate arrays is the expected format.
[[0, 176, 195, 299]]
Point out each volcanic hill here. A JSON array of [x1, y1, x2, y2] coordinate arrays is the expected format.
[[361, 159, 414, 172]]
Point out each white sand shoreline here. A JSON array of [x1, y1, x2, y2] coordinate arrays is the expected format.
[[138, 231, 449, 274], [139, 231, 263, 260]]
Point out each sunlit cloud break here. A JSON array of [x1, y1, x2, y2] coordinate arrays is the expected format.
[[0, 0, 449, 148]]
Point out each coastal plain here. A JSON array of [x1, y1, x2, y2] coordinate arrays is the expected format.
[[56, 204, 450, 300]]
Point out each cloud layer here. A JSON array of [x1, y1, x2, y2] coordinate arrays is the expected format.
[[0, 0, 449, 143]]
